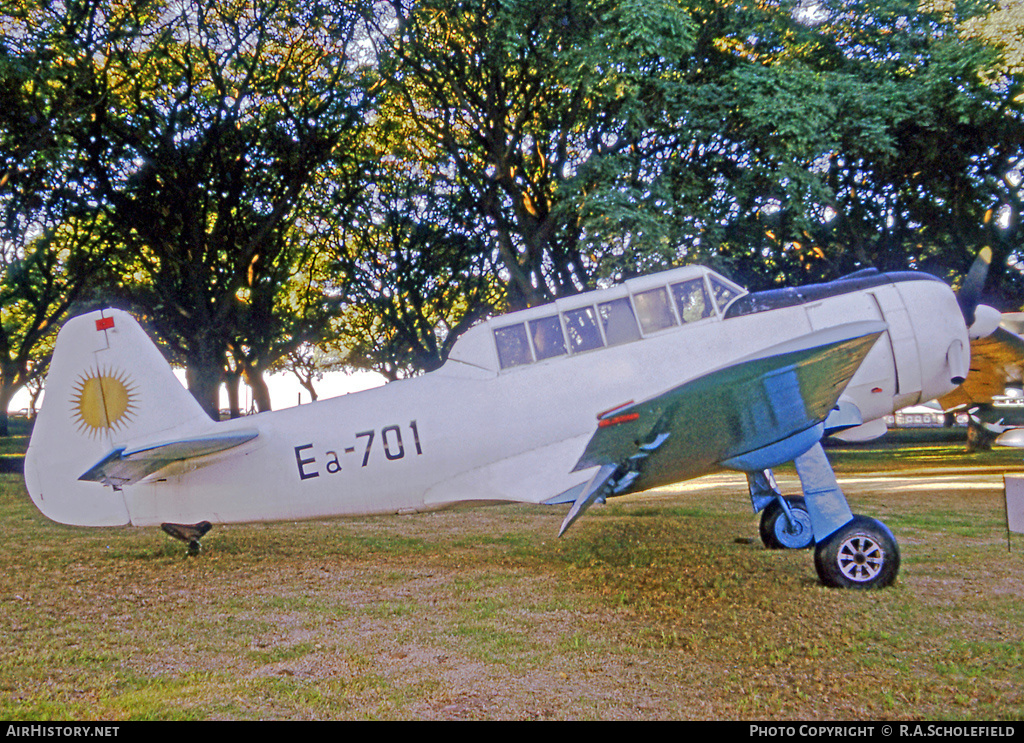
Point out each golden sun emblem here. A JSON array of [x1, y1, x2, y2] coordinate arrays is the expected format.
[[71, 368, 138, 437]]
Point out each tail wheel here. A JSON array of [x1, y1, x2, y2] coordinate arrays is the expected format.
[[161, 521, 212, 557], [814, 515, 900, 589], [759, 496, 814, 550]]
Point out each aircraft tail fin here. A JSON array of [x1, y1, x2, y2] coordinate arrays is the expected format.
[[24, 309, 214, 526]]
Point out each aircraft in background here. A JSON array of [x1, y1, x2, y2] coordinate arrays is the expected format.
[[932, 270, 1024, 449], [959, 396, 1024, 449], [25, 259, 989, 589]]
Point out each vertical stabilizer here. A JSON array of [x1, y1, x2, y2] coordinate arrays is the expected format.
[[24, 309, 212, 526]]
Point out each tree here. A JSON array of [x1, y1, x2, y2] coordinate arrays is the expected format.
[[327, 159, 503, 379], [9, 0, 1024, 416], [374, 0, 698, 308], [226, 235, 341, 413], [269, 339, 349, 404], [23, 0, 375, 416], [0, 9, 111, 434], [375, 0, 1024, 308], [0, 221, 110, 435], [794, 1, 1024, 294], [664, 0, 1024, 297]]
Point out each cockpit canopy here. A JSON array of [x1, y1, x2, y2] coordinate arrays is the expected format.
[[446, 266, 748, 373]]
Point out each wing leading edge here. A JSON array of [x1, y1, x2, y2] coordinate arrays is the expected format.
[[558, 321, 887, 535]]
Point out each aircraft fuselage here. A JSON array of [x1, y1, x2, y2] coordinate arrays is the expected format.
[[24, 265, 968, 530]]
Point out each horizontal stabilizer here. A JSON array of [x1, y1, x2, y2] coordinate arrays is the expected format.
[[80, 430, 259, 487]]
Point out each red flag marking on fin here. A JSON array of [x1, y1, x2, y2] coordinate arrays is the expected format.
[[95, 317, 115, 331]]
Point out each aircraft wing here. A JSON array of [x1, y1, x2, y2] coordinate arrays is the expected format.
[[79, 430, 259, 488], [558, 321, 887, 535], [937, 326, 1024, 410]]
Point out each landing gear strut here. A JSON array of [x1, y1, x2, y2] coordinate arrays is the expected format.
[[747, 470, 813, 550], [747, 443, 901, 589], [791, 445, 900, 589]]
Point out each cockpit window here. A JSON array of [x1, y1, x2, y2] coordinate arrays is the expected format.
[[671, 279, 714, 323], [563, 306, 604, 353], [494, 324, 533, 369], [709, 275, 743, 312], [529, 315, 567, 361], [633, 286, 677, 333], [489, 268, 747, 371], [598, 297, 641, 346]]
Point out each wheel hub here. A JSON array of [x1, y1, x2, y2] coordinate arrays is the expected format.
[[774, 508, 813, 549], [836, 534, 884, 582]]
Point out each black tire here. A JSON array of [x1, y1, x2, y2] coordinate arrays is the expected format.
[[814, 515, 900, 589], [759, 497, 814, 550]]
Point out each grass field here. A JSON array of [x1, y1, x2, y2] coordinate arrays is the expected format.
[[1, 428, 1023, 720]]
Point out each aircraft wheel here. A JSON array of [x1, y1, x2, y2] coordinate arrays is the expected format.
[[814, 515, 900, 589], [759, 497, 814, 550]]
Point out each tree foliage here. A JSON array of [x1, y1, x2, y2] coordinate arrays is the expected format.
[[0, 8, 113, 433], [329, 186, 503, 379], [0, 222, 108, 435], [373, 0, 699, 308], [2, 0, 375, 416], [370, 0, 1024, 310]]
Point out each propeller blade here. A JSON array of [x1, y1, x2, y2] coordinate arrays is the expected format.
[[958, 247, 992, 326]]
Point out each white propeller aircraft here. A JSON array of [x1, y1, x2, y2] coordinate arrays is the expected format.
[[24, 260, 987, 588]]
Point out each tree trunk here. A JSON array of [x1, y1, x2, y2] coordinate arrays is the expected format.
[[224, 370, 241, 419], [300, 379, 318, 403], [244, 367, 273, 413], [185, 359, 222, 420], [0, 382, 15, 437]]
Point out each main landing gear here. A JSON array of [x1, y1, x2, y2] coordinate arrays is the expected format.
[[813, 515, 900, 589], [749, 444, 901, 589], [749, 470, 815, 551], [759, 496, 814, 550]]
